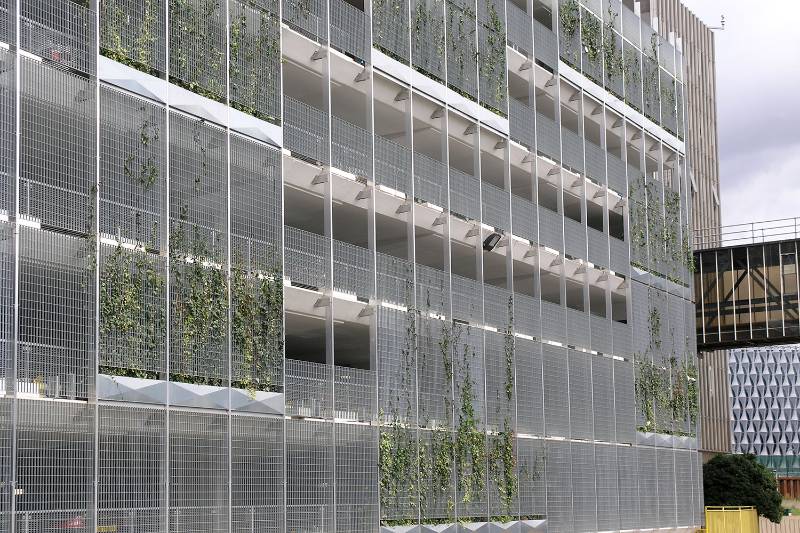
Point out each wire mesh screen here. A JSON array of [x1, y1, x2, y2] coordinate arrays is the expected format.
[[0, 46, 15, 216], [544, 440, 572, 532], [336, 423, 379, 532], [558, 0, 579, 68], [231, 414, 284, 533], [18, 227, 94, 400], [532, 19, 557, 71], [419, 427, 455, 522], [451, 274, 481, 324], [283, 97, 329, 164], [505, 2, 531, 56], [376, 252, 412, 306], [511, 194, 537, 244], [483, 284, 511, 331], [332, 116, 372, 179], [411, 0, 445, 81], [98, 242, 167, 377], [674, 450, 694, 526], [0, 398, 10, 533], [606, 152, 625, 194], [594, 444, 619, 531], [100, 0, 166, 75], [567, 349, 592, 440], [587, 227, 605, 269], [378, 305, 416, 425], [660, 70, 677, 136], [542, 343, 568, 437], [285, 358, 332, 419], [477, 24, 506, 114], [657, 448, 676, 528], [284, 226, 329, 290], [168, 0, 226, 101], [416, 263, 448, 316], [378, 424, 418, 522], [566, 307, 589, 348], [570, 441, 596, 532], [484, 330, 514, 431], [537, 207, 562, 252], [623, 42, 642, 112], [637, 445, 658, 528], [449, 167, 480, 222], [287, 419, 334, 532], [453, 322, 485, 428], [373, 0, 409, 62], [169, 410, 229, 533], [517, 437, 545, 518], [514, 293, 539, 339], [591, 354, 614, 442], [229, 0, 281, 123], [589, 315, 611, 354], [488, 430, 517, 518], [283, 0, 327, 41], [642, 57, 660, 124], [98, 405, 166, 532], [333, 240, 373, 298], [15, 399, 94, 533], [481, 182, 509, 231], [100, 86, 165, 249], [446, 1, 477, 100], [0, 221, 13, 389], [417, 315, 452, 428], [617, 444, 640, 529], [330, 0, 366, 60], [580, 10, 603, 84], [21, 0, 96, 74], [375, 135, 411, 195], [20, 58, 95, 234], [334, 365, 376, 422], [413, 151, 446, 208], [514, 338, 543, 436], [535, 112, 559, 164]]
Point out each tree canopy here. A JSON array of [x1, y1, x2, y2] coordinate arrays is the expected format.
[[703, 453, 783, 524]]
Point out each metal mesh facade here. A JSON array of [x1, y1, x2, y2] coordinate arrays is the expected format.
[[0, 0, 700, 530]]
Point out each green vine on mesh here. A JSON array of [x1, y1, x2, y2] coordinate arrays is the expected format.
[[230, 8, 281, 124], [124, 108, 160, 198], [169, 0, 226, 102], [479, 3, 507, 109], [100, 0, 159, 76], [558, 0, 580, 67], [490, 418, 517, 516], [412, 0, 446, 78], [648, 305, 661, 351], [99, 243, 165, 379], [602, 5, 623, 81], [581, 12, 602, 64], [449, 4, 476, 80]]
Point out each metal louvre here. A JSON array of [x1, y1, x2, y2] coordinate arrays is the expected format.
[[231, 415, 284, 533], [484, 329, 513, 431], [544, 440, 572, 532], [100, 0, 166, 75], [637, 445, 658, 528], [537, 207, 562, 251], [335, 423, 379, 532], [99, 86, 165, 249], [287, 419, 334, 533], [283, 0, 327, 41], [20, 58, 95, 234], [413, 151, 446, 208], [542, 343, 569, 437], [332, 116, 372, 179], [283, 97, 329, 164], [286, 358, 332, 419], [417, 314, 452, 428], [330, 0, 366, 60], [18, 227, 94, 400], [595, 444, 620, 531], [591, 354, 615, 442], [229, 0, 281, 123], [449, 167, 480, 222], [481, 181, 509, 231], [614, 358, 636, 443], [21, 0, 96, 74], [515, 338, 543, 436], [98, 405, 165, 532], [567, 349, 593, 440], [168, 0, 226, 101], [15, 399, 94, 533], [617, 445, 641, 529], [657, 448, 677, 528], [375, 135, 411, 195], [571, 441, 597, 532]]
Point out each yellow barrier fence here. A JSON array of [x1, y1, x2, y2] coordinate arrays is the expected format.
[[705, 506, 759, 533]]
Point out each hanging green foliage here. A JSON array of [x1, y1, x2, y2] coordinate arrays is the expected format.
[[603, 6, 623, 80], [100, 0, 159, 75], [170, 0, 226, 102], [380, 423, 419, 519], [412, 0, 446, 78], [581, 12, 602, 63], [635, 358, 665, 432], [479, 3, 507, 109], [559, 0, 579, 39], [490, 418, 517, 516]]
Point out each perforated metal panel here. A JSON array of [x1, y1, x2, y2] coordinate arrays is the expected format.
[[336, 423, 378, 532], [568, 349, 592, 440], [15, 399, 94, 533], [99, 405, 165, 532], [515, 338, 543, 436], [542, 343, 569, 437], [545, 440, 572, 532], [20, 58, 95, 234], [287, 419, 334, 532], [231, 414, 284, 533], [591, 354, 615, 442]]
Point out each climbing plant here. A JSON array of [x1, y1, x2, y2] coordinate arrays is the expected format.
[[100, 0, 160, 75], [581, 12, 602, 64], [602, 6, 623, 81], [479, 3, 507, 111], [635, 357, 665, 432], [125, 109, 160, 194], [685, 359, 699, 426], [490, 418, 517, 517], [412, 0, 446, 80], [559, 0, 579, 39], [169, 0, 226, 102], [373, 0, 408, 62], [648, 305, 662, 351]]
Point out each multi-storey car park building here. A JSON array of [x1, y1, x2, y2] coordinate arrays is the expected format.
[[0, 0, 703, 531]]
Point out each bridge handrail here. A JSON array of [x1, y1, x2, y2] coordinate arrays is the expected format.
[[694, 217, 800, 250]]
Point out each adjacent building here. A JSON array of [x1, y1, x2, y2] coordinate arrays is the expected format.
[[0, 0, 702, 531]]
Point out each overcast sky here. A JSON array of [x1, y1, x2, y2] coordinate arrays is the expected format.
[[677, 0, 800, 228]]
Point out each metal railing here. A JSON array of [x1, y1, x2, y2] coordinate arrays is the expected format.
[[694, 217, 800, 250]]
